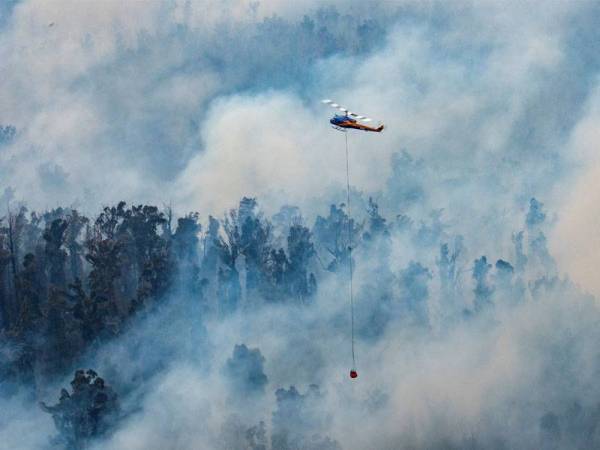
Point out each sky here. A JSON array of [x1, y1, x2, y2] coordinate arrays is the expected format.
[[2, 1, 600, 448]]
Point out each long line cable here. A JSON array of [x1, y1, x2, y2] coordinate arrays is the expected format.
[[345, 131, 356, 369]]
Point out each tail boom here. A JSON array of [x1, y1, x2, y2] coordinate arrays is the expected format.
[[336, 121, 384, 132]]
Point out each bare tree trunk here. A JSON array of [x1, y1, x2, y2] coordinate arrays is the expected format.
[[7, 209, 20, 328]]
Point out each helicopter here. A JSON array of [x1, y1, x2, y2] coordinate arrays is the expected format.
[[322, 99, 384, 132], [321, 99, 385, 380]]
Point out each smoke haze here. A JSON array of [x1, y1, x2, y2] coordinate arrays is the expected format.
[[2, 1, 600, 449]]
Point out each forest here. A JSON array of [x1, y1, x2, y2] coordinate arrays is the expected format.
[[1, 191, 587, 450]]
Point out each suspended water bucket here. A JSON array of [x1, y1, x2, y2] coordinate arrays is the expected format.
[[350, 370, 358, 379]]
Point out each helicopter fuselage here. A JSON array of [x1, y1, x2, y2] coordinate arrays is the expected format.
[[330, 115, 384, 132]]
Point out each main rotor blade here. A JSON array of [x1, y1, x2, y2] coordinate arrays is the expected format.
[[322, 99, 341, 108], [322, 99, 345, 110], [321, 99, 375, 121]]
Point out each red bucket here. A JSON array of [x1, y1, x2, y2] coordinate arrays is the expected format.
[[349, 370, 358, 379]]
